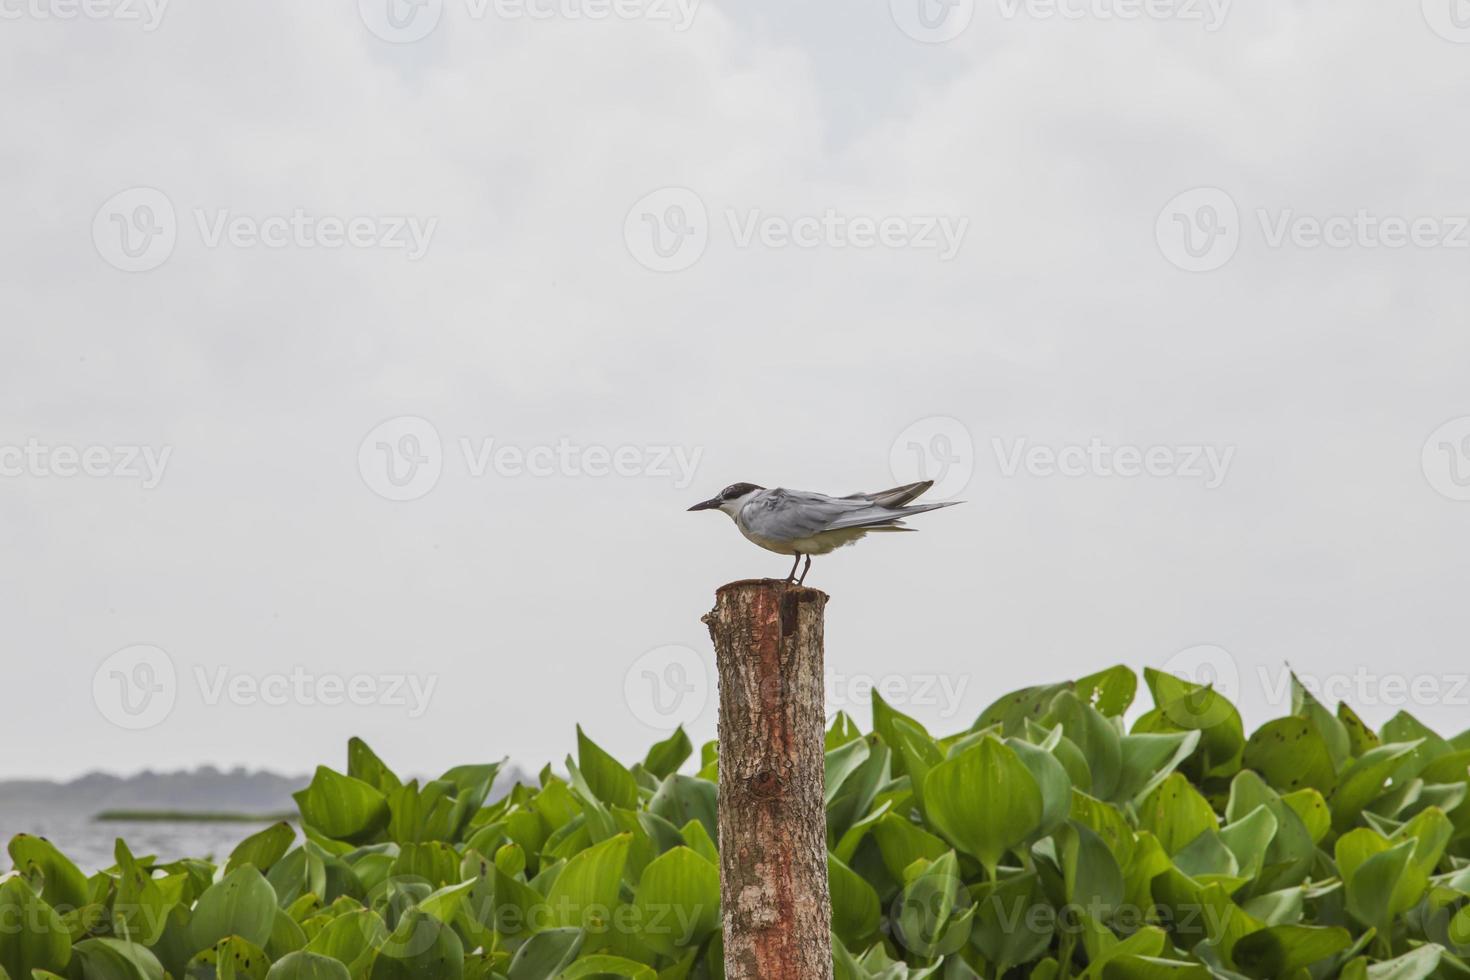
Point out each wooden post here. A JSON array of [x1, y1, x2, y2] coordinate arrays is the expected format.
[[702, 579, 834, 980]]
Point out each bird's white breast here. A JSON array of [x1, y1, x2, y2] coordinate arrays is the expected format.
[[735, 523, 869, 556]]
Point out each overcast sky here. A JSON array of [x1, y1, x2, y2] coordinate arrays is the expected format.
[[3, 0, 1469, 781]]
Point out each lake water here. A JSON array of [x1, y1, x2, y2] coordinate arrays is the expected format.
[[0, 804, 279, 872]]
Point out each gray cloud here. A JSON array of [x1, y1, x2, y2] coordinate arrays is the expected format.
[[3, 0, 1469, 779]]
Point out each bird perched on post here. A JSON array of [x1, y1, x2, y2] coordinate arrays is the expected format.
[[688, 480, 961, 585]]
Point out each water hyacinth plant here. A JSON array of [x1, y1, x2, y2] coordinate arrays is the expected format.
[[5, 668, 1470, 979]]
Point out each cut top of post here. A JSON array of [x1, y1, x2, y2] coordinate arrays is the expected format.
[[703, 579, 829, 638]]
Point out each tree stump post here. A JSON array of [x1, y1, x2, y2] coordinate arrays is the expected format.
[[702, 579, 834, 980]]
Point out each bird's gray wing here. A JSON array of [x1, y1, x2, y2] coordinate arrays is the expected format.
[[841, 480, 934, 508], [742, 488, 919, 539], [740, 489, 873, 540]]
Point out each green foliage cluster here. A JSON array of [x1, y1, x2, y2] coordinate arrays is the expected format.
[[6, 668, 1470, 979]]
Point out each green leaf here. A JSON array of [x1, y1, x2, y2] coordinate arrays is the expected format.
[[1170, 829, 1238, 882], [1142, 668, 1246, 778], [970, 872, 1052, 971], [1389, 806, 1452, 878], [1055, 821, 1123, 914], [648, 776, 716, 843], [265, 906, 307, 962], [386, 780, 456, 846], [1239, 887, 1303, 926], [297, 767, 391, 844], [1340, 703, 1383, 757], [827, 712, 862, 749], [1031, 958, 1062, 980], [826, 737, 875, 809], [348, 737, 402, 794], [1225, 771, 1315, 892], [69, 937, 166, 980], [1364, 945, 1444, 980], [1074, 665, 1138, 717], [266, 846, 326, 909], [486, 863, 547, 941], [229, 823, 297, 876], [390, 841, 460, 888], [0, 877, 70, 980], [1045, 692, 1122, 801], [1007, 737, 1074, 840], [1071, 790, 1137, 869], [827, 737, 893, 845], [1150, 868, 1258, 958], [545, 833, 631, 934], [265, 951, 353, 980], [679, 819, 718, 866], [1232, 924, 1352, 978], [369, 908, 464, 980], [505, 928, 584, 980], [186, 935, 269, 980], [111, 839, 174, 945], [1101, 956, 1210, 979], [1338, 835, 1423, 933], [1242, 717, 1338, 797], [832, 933, 866, 980], [188, 865, 278, 953], [439, 764, 503, 844], [976, 682, 1072, 736], [1112, 731, 1201, 805], [1077, 923, 1166, 980], [1290, 674, 1350, 767], [494, 843, 527, 878], [923, 737, 1043, 876], [633, 846, 721, 956], [643, 727, 694, 781], [576, 727, 640, 810], [7, 834, 89, 912], [148, 905, 197, 980], [871, 689, 929, 778], [1217, 804, 1278, 881], [1137, 773, 1218, 855], [871, 813, 949, 882], [557, 955, 657, 979], [892, 852, 972, 959], [1331, 741, 1424, 833], [304, 907, 387, 973], [418, 879, 477, 924], [827, 853, 880, 949], [1047, 731, 1095, 795], [1281, 788, 1331, 844]]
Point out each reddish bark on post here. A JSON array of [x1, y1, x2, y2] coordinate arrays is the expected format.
[[702, 579, 833, 980]]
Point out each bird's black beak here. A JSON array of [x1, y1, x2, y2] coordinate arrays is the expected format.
[[688, 497, 720, 512]]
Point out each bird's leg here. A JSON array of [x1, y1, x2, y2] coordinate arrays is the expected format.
[[785, 552, 802, 584], [797, 554, 812, 586]]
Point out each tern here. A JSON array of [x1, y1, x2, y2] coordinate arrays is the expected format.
[[688, 480, 961, 585]]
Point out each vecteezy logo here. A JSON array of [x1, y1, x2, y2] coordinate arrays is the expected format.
[[93, 645, 177, 730], [889, 416, 975, 501], [1423, 417, 1470, 501], [890, 0, 975, 42], [623, 188, 708, 272], [1423, 0, 1470, 42], [93, 187, 177, 273], [624, 645, 709, 731], [358, 416, 444, 501], [1156, 187, 1240, 272], [358, 0, 444, 42]]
